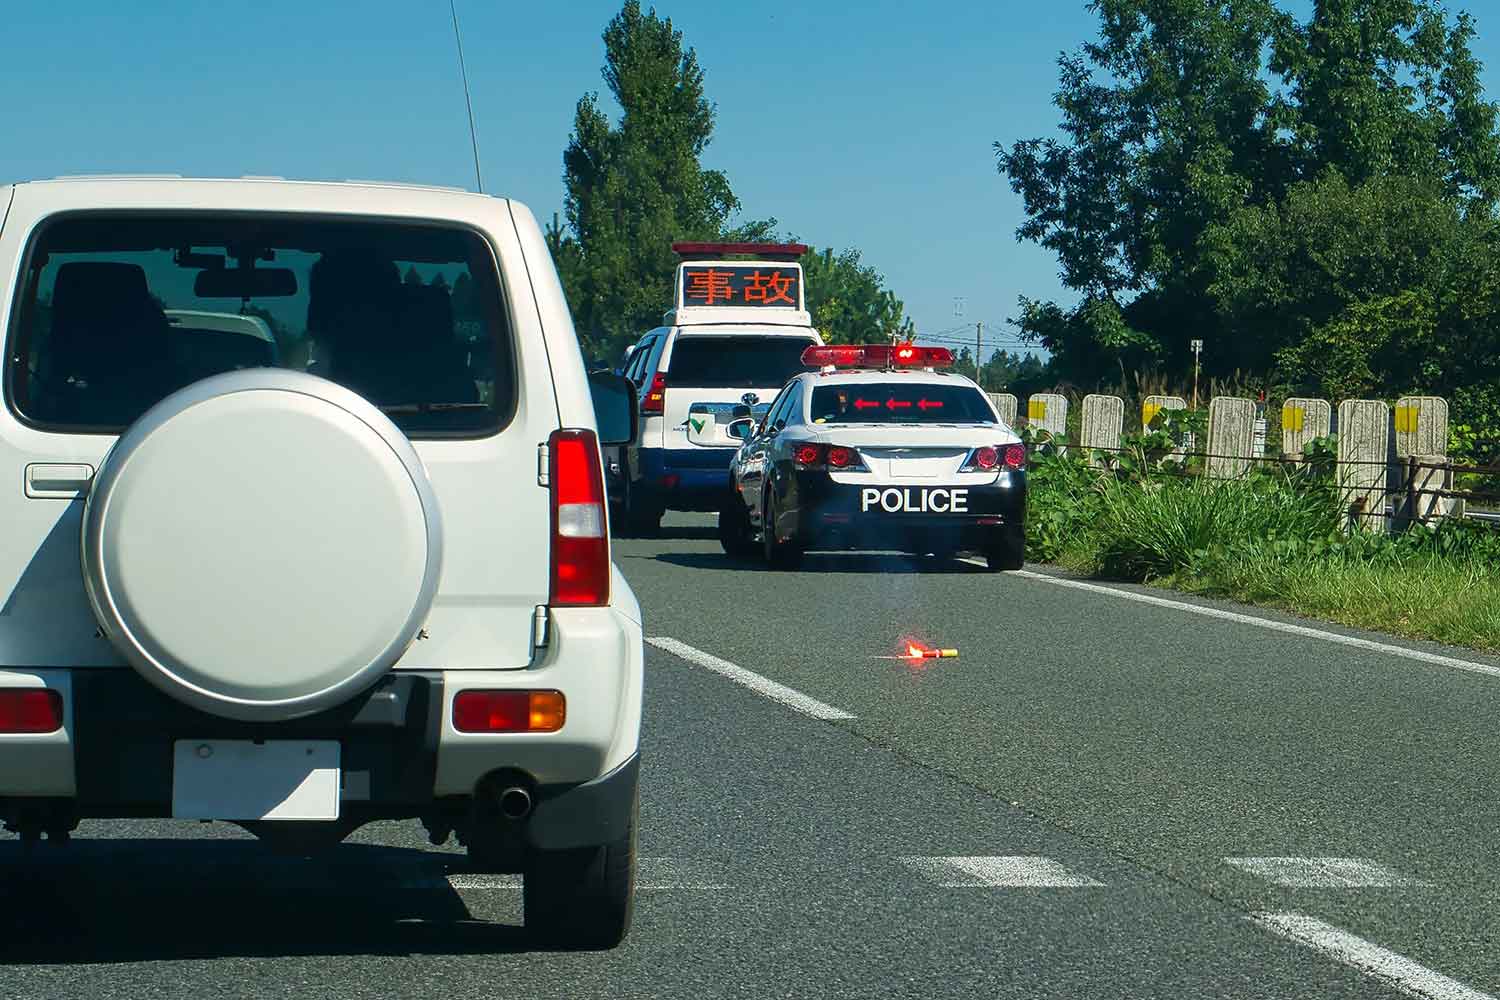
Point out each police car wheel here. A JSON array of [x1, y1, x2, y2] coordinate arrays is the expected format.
[[762, 495, 803, 569], [718, 496, 756, 557], [984, 526, 1026, 572]]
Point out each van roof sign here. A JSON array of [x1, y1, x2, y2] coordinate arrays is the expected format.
[[668, 242, 813, 327]]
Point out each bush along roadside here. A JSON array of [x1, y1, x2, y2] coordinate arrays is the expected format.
[[1021, 431, 1500, 653]]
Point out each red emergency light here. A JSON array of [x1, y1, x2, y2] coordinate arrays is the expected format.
[[671, 242, 808, 260], [800, 344, 954, 369]]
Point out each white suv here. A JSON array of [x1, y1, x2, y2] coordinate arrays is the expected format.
[[0, 177, 643, 949]]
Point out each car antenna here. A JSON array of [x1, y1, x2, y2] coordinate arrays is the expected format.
[[449, 0, 484, 193]]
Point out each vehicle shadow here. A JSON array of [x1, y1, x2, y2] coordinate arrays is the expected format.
[[0, 840, 559, 962], [612, 525, 719, 542], [652, 552, 991, 574]]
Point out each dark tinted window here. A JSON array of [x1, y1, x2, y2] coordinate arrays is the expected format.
[[666, 335, 814, 388], [810, 383, 998, 424], [9, 214, 512, 435]]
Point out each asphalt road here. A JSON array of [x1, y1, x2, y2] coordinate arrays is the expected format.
[[6, 512, 1500, 998]]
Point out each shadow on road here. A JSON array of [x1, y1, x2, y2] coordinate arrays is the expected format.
[[612, 524, 719, 542], [0, 840, 558, 962], [650, 552, 992, 574]]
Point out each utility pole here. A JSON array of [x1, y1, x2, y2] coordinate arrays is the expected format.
[[1190, 338, 1204, 409], [975, 321, 983, 383]]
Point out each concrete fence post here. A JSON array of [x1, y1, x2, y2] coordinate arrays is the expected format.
[[1027, 393, 1069, 446], [1337, 399, 1390, 533], [1080, 394, 1124, 467], [1281, 398, 1332, 460], [988, 392, 1019, 430], [1394, 396, 1449, 459], [1207, 397, 1256, 479]]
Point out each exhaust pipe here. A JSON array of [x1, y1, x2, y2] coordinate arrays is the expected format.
[[497, 786, 533, 820]]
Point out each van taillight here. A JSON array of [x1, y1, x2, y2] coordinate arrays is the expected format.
[[641, 372, 667, 415], [549, 429, 609, 607]]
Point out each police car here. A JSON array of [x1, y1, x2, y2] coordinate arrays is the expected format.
[[721, 344, 1026, 571], [614, 243, 824, 535]]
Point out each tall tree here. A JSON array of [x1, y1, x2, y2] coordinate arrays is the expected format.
[[561, 2, 766, 358]]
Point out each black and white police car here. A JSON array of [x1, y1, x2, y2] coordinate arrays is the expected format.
[[720, 343, 1027, 570]]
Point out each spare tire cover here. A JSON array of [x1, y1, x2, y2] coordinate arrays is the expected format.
[[82, 369, 442, 722]]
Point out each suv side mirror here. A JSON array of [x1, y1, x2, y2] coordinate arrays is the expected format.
[[588, 371, 638, 446]]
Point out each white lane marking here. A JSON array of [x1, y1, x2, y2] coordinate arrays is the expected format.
[[647, 636, 856, 721], [442, 859, 729, 892], [1252, 912, 1496, 1000], [975, 564, 1500, 681], [900, 855, 1105, 888], [1227, 857, 1431, 888]]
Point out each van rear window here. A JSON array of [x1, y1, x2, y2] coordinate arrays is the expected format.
[[7, 214, 513, 436], [666, 335, 815, 388]]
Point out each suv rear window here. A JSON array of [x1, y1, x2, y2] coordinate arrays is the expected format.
[[8, 214, 513, 436], [810, 382, 998, 424], [666, 335, 814, 388]]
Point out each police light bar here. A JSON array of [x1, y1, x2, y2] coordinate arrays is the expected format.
[[672, 242, 808, 260], [800, 344, 954, 368]]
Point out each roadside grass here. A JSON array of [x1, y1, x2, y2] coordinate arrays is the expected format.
[[1025, 447, 1500, 653]]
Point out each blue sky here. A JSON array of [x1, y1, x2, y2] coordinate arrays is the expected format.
[[4, 1, 1499, 357]]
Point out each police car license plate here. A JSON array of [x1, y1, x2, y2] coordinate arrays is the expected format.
[[861, 486, 969, 514], [171, 740, 340, 820]]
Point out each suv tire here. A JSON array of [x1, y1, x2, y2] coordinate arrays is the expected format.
[[523, 788, 637, 950]]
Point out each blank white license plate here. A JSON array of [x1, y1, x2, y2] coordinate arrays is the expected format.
[[172, 740, 341, 821]]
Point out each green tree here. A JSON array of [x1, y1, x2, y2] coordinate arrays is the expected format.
[[996, 0, 1500, 390], [560, 1, 768, 359], [799, 247, 915, 345]]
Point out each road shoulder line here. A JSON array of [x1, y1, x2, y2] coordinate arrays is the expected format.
[[646, 636, 856, 721], [979, 564, 1500, 680]]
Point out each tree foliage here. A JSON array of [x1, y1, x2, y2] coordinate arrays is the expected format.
[[996, 0, 1500, 411], [798, 247, 915, 345]]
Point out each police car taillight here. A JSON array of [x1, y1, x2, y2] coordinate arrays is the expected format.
[[641, 372, 667, 415], [800, 344, 954, 368], [963, 444, 1026, 473], [794, 443, 864, 470]]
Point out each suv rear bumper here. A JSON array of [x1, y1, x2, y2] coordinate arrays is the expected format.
[[0, 604, 645, 851]]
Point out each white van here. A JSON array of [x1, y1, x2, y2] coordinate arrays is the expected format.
[[0, 176, 643, 949], [616, 243, 824, 534]]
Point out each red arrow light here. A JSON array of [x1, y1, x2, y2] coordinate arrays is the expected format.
[[916, 398, 944, 411], [886, 398, 912, 410], [853, 398, 880, 410]]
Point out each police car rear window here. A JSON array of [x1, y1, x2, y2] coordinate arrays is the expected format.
[[810, 383, 997, 424], [666, 336, 814, 388]]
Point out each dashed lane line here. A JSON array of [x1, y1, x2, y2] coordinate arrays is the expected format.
[[1226, 857, 1431, 888], [901, 856, 1106, 888], [1252, 912, 1496, 1000], [646, 636, 856, 721], [443, 858, 730, 892], [966, 563, 1500, 681]]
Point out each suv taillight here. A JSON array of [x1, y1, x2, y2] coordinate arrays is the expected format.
[[641, 372, 667, 415], [0, 689, 62, 733], [549, 429, 609, 607]]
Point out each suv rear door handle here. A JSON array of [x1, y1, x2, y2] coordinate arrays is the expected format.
[[25, 463, 95, 499]]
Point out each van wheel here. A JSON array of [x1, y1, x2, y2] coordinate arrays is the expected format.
[[620, 476, 662, 538], [523, 790, 637, 950], [718, 495, 756, 557], [762, 495, 803, 569], [983, 525, 1025, 571]]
